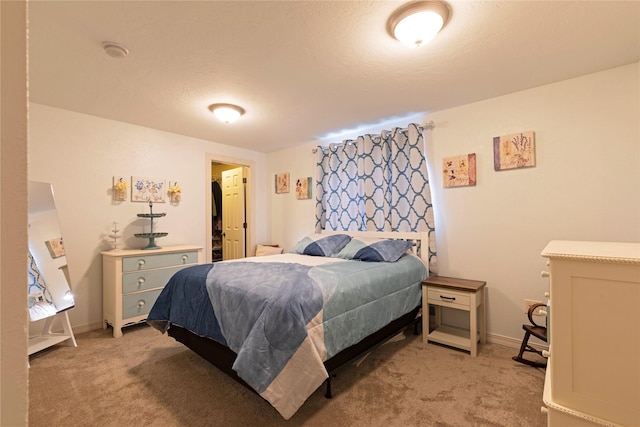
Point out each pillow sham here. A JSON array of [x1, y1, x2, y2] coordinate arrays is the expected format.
[[290, 234, 352, 257], [335, 237, 413, 262], [255, 245, 284, 256]]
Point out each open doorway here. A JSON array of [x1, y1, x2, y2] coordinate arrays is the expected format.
[[205, 154, 255, 264], [212, 162, 245, 262]]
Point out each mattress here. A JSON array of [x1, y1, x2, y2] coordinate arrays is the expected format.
[[147, 252, 426, 419]]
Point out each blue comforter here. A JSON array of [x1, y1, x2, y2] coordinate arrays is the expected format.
[[147, 254, 426, 419]]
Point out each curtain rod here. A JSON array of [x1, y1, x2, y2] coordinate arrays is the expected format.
[[312, 121, 435, 153]]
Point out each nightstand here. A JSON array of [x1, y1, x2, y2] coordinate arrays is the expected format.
[[422, 276, 486, 357], [102, 245, 203, 337]]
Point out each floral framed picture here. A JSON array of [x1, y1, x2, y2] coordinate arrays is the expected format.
[[443, 153, 477, 188], [296, 177, 312, 199], [131, 176, 167, 202], [275, 172, 290, 194], [493, 131, 536, 171], [45, 237, 65, 258]]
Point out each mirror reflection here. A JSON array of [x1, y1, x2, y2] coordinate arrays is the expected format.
[[28, 181, 74, 321]]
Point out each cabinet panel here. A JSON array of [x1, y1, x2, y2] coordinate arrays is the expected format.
[[122, 289, 163, 319], [542, 240, 640, 427], [122, 250, 199, 272], [427, 288, 470, 310], [122, 265, 185, 293]]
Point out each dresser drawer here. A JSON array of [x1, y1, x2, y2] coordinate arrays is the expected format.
[[122, 289, 163, 319], [122, 265, 186, 294], [122, 250, 199, 272], [428, 287, 470, 310]]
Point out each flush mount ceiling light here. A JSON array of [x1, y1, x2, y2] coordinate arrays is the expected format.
[[102, 41, 129, 58], [387, 1, 450, 47], [208, 103, 246, 123]]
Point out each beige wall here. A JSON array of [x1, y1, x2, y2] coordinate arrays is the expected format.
[[267, 63, 640, 342], [1, 1, 29, 425], [28, 104, 269, 333]]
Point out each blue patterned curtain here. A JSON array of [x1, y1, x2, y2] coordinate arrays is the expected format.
[[315, 123, 436, 272]]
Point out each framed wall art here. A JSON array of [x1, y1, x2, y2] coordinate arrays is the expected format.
[[493, 131, 536, 171], [296, 177, 312, 199], [45, 237, 65, 258], [275, 172, 290, 194], [131, 176, 167, 202], [443, 153, 476, 188], [112, 176, 128, 201]]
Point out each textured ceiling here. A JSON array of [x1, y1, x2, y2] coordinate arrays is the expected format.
[[28, 1, 640, 153]]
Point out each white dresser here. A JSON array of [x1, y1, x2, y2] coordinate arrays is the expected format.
[[541, 240, 640, 427], [102, 245, 203, 337]]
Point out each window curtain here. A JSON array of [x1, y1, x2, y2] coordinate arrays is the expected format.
[[315, 123, 437, 273]]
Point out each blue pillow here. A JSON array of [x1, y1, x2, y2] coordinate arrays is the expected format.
[[290, 234, 352, 257], [335, 237, 413, 262]]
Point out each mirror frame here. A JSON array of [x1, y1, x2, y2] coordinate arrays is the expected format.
[[27, 181, 74, 316]]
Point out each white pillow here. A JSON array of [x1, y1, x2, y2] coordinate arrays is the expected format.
[[255, 245, 284, 256]]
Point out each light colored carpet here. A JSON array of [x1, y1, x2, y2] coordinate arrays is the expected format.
[[29, 324, 547, 426]]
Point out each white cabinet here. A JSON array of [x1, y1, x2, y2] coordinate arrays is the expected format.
[[542, 240, 640, 427], [102, 245, 203, 337], [422, 276, 486, 357]]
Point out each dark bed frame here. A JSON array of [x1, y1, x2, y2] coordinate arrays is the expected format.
[[167, 305, 422, 399]]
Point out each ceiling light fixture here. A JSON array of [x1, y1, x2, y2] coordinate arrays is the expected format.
[[102, 41, 129, 58], [387, 1, 450, 47], [208, 103, 246, 123]]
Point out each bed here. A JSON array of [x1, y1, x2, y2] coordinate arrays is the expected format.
[[147, 230, 429, 419]]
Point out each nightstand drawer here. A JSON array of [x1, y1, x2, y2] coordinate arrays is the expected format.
[[122, 265, 185, 293], [428, 288, 470, 310], [122, 289, 163, 319], [122, 251, 199, 272]]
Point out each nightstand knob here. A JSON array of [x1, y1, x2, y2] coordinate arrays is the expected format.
[[137, 300, 145, 308], [181, 254, 188, 263], [137, 259, 145, 267]]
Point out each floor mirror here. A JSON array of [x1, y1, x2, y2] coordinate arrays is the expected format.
[[28, 181, 77, 355]]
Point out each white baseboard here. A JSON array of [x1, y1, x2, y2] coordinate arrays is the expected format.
[[487, 332, 548, 352], [69, 321, 104, 335]]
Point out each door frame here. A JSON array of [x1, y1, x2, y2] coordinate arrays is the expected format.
[[205, 153, 255, 263]]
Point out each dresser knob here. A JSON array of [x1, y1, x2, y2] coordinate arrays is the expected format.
[[181, 254, 188, 263], [137, 300, 145, 308], [544, 292, 550, 298], [137, 278, 145, 287], [137, 259, 145, 267], [541, 271, 550, 277], [542, 350, 550, 358]]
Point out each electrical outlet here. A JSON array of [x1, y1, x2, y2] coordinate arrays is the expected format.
[[524, 299, 544, 316]]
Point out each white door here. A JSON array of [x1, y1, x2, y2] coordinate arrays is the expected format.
[[221, 167, 246, 260]]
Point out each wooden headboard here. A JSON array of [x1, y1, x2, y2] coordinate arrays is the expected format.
[[320, 229, 430, 267]]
